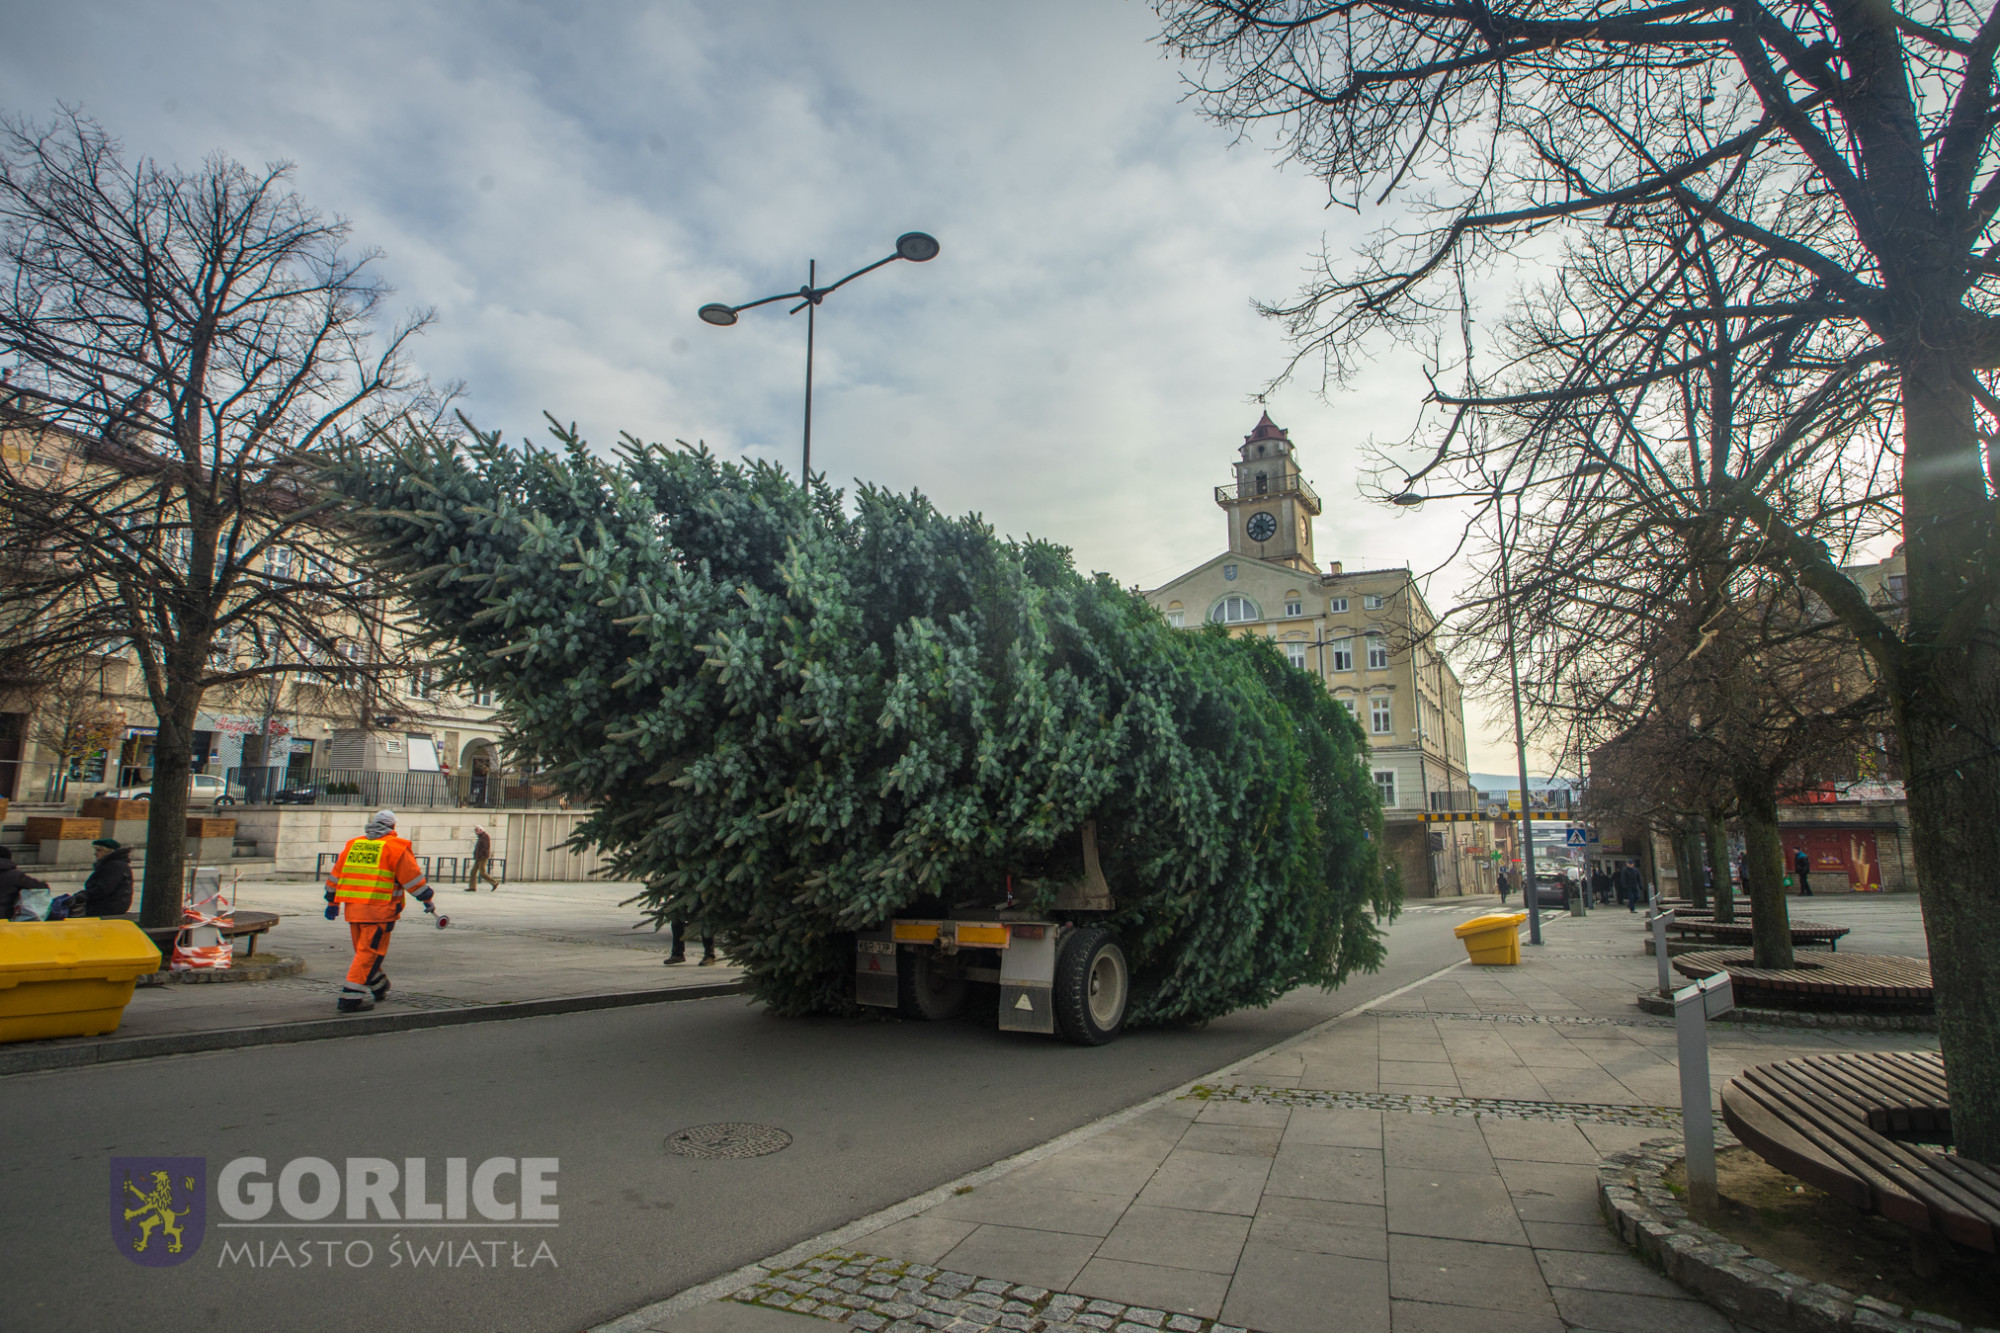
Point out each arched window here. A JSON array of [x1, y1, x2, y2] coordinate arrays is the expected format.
[[1254, 471, 1268, 494], [1209, 595, 1261, 624], [1165, 599, 1185, 629]]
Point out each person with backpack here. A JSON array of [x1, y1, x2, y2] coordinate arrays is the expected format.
[[1615, 861, 1643, 912]]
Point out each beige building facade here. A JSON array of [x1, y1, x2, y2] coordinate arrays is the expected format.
[[1144, 414, 1487, 898]]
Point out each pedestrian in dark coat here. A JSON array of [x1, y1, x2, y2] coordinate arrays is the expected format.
[[1496, 869, 1511, 903], [78, 839, 134, 916], [1792, 847, 1813, 895], [1591, 867, 1612, 905], [0, 850, 50, 921], [1615, 862, 1643, 912]]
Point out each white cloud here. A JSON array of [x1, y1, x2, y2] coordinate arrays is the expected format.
[[4, 0, 1541, 769]]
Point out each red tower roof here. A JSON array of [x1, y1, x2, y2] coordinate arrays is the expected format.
[[1244, 411, 1288, 443]]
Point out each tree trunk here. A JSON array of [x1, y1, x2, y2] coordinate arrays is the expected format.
[[1705, 813, 1734, 925], [1894, 351, 2000, 1165], [137, 680, 203, 930], [1667, 825, 1693, 909], [1735, 781, 1795, 969]]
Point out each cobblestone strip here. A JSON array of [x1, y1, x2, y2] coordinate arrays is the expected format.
[[1184, 1083, 1716, 1129], [1597, 1139, 1982, 1333], [1375, 1006, 1672, 1028], [729, 1249, 1260, 1333]]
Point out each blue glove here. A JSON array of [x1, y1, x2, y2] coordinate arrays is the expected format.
[[412, 887, 436, 913], [324, 887, 338, 921]]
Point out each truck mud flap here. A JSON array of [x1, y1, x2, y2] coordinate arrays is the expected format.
[[998, 925, 1056, 1034], [855, 929, 897, 1008]]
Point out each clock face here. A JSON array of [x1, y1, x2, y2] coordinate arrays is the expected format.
[[1245, 511, 1278, 542]]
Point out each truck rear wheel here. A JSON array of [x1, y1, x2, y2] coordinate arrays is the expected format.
[[898, 948, 967, 1021], [1054, 925, 1128, 1045]]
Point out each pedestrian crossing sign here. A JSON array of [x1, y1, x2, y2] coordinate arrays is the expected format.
[[1565, 827, 1588, 846]]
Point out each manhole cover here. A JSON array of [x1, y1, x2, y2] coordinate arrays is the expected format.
[[666, 1123, 793, 1159]]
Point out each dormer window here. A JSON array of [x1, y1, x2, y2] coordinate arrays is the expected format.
[[1256, 444, 1266, 456]]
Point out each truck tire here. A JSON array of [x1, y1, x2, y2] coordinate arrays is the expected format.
[[1054, 925, 1128, 1045], [898, 947, 967, 1021]]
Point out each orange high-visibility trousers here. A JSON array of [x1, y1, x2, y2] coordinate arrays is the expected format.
[[346, 920, 396, 986]]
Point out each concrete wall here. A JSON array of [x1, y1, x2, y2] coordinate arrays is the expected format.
[[230, 806, 610, 882]]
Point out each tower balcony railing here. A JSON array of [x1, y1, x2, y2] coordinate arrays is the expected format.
[[1215, 476, 1322, 514]]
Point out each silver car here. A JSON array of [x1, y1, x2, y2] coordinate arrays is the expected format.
[[95, 773, 246, 806]]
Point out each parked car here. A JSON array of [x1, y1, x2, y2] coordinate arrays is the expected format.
[[1530, 873, 1573, 908], [270, 784, 320, 806], [94, 773, 246, 806]]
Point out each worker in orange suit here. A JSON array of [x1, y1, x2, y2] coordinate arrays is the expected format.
[[323, 809, 437, 1013]]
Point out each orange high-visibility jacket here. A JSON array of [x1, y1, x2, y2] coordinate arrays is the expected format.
[[329, 833, 428, 922]]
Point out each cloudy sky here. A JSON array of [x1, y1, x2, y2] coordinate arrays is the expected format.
[[5, 0, 1533, 768]]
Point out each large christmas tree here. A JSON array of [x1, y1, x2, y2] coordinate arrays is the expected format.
[[337, 426, 1395, 1024]]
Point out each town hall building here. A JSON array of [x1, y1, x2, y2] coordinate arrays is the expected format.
[[1143, 413, 1487, 898]]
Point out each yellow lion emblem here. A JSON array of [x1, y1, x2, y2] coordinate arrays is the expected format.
[[122, 1170, 191, 1254]]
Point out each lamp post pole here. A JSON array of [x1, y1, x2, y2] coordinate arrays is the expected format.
[[700, 232, 939, 482], [1496, 489, 1543, 945]]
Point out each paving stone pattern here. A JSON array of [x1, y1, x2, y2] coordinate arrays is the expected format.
[[732, 1251, 1252, 1333], [1183, 1083, 1700, 1130], [679, 901, 1943, 1333]]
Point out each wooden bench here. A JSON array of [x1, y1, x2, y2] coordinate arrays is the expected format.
[[1673, 950, 1932, 1009], [121, 909, 280, 961], [1721, 1051, 2000, 1253], [1661, 917, 1848, 950]]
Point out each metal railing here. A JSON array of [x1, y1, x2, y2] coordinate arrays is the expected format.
[[1213, 476, 1323, 513], [316, 852, 505, 883], [226, 766, 574, 810]]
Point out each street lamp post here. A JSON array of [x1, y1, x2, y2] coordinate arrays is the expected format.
[[699, 231, 940, 481], [1391, 479, 1544, 944]]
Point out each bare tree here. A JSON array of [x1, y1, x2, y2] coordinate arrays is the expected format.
[[1164, 0, 2000, 1134], [26, 665, 124, 802], [0, 110, 447, 926]]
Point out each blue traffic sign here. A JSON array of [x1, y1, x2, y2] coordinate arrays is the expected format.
[[1565, 827, 1589, 846]]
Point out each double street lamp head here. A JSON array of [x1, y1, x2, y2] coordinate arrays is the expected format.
[[696, 232, 940, 328]]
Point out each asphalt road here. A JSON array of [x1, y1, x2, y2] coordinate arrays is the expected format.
[[0, 900, 1501, 1333]]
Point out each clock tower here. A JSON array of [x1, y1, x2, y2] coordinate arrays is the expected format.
[[1216, 412, 1321, 572]]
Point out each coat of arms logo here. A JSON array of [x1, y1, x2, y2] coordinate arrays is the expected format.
[[110, 1157, 205, 1266]]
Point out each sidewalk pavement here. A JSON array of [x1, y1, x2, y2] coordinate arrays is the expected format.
[[11, 877, 742, 1063], [626, 895, 1938, 1333]]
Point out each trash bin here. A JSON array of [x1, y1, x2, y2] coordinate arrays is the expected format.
[[0, 919, 163, 1043], [1454, 911, 1527, 966]]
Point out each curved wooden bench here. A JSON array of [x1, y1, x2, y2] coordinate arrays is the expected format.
[[1721, 1051, 2000, 1253], [1662, 918, 1848, 950], [1673, 951, 1931, 1008]]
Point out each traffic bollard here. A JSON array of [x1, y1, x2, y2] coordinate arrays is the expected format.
[[1674, 971, 1733, 1210]]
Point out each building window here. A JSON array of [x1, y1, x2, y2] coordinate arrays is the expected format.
[[1339, 698, 1358, 718], [1367, 635, 1390, 670], [263, 545, 296, 581], [1327, 597, 1348, 613], [472, 689, 494, 707], [1210, 595, 1261, 624], [1329, 638, 1353, 671], [1364, 593, 1386, 610], [1370, 696, 1393, 734], [1886, 575, 1906, 603], [1284, 642, 1308, 670], [1254, 472, 1268, 494], [1167, 610, 1185, 628], [1283, 597, 1303, 617], [1374, 770, 1397, 807]]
